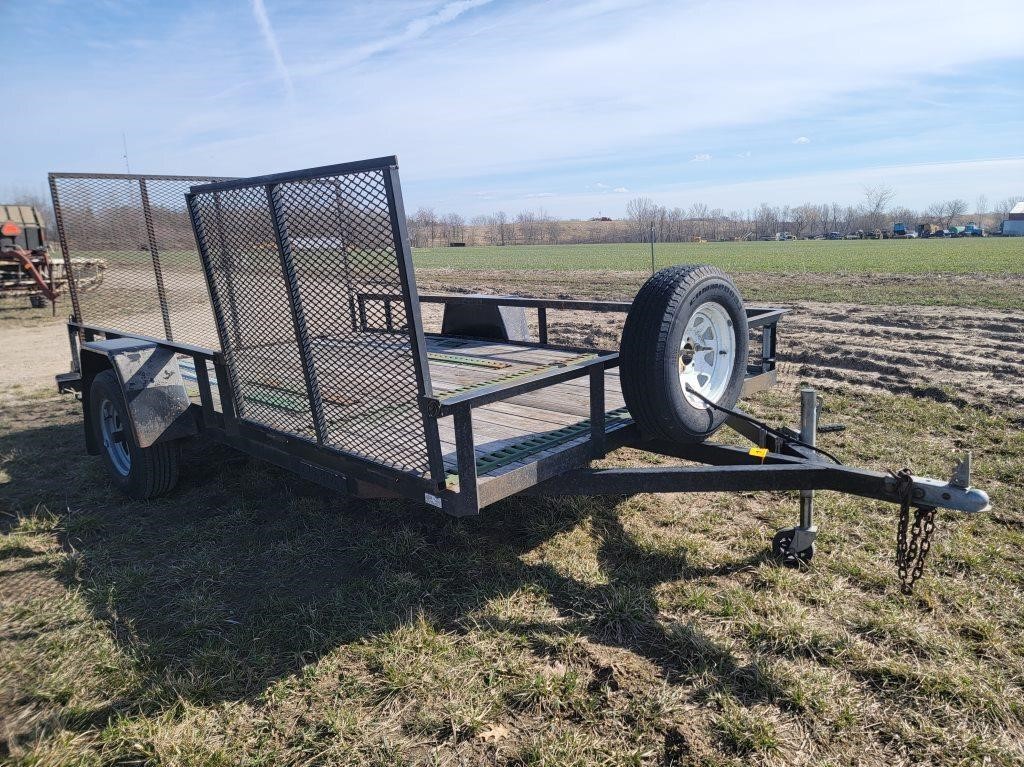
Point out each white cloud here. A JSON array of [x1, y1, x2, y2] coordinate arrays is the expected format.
[[525, 192, 555, 198], [736, 151, 752, 158], [302, 0, 494, 75], [691, 153, 712, 162], [648, 157, 1024, 212], [594, 182, 611, 189], [250, 0, 293, 96], [147, 0, 1023, 184], [793, 136, 811, 144], [613, 186, 629, 193], [446, 157, 1024, 217]]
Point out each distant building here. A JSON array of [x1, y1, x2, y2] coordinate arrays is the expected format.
[[999, 200, 1024, 233], [1001, 201, 1024, 235]]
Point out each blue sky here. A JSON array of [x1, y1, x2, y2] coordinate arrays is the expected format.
[[5, 0, 1023, 217]]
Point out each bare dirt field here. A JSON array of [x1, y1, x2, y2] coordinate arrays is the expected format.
[[0, 318, 68, 391], [420, 269, 1024, 414]]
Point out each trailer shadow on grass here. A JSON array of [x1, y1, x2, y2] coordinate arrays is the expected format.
[[0, 414, 785, 729]]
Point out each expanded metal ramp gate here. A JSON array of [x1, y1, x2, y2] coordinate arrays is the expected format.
[[48, 172, 230, 348], [186, 157, 444, 479]]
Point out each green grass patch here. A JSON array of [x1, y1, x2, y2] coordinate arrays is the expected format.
[[414, 238, 1024, 274]]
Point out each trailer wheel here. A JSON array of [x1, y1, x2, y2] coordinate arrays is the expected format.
[[620, 265, 749, 443], [772, 528, 815, 567], [89, 369, 179, 499]]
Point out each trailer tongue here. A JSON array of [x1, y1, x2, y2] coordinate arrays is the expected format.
[[48, 159, 990, 595]]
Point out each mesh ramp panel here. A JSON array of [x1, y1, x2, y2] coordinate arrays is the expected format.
[[142, 178, 223, 348], [189, 185, 315, 440], [48, 173, 228, 348], [188, 160, 434, 476]]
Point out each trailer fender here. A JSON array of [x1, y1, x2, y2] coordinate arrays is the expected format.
[[80, 338, 197, 453]]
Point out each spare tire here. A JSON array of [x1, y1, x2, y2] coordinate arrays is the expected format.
[[620, 265, 748, 443]]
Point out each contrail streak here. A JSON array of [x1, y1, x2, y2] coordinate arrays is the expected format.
[[251, 0, 293, 95]]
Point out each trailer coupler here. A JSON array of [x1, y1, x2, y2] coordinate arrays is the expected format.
[[897, 454, 989, 513]]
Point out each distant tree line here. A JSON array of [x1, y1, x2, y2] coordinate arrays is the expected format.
[[5, 186, 1021, 250], [407, 188, 1024, 246]]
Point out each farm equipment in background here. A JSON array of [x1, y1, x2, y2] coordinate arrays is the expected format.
[[916, 223, 942, 238], [892, 222, 908, 238], [964, 222, 985, 237], [1, 205, 58, 309], [0, 204, 106, 311]]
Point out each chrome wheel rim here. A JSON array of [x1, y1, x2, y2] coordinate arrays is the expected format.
[[100, 399, 131, 476], [678, 301, 736, 408]]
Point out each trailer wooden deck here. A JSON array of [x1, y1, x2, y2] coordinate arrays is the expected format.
[[179, 335, 631, 484], [424, 337, 630, 481]]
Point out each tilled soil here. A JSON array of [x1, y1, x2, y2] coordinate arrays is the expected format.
[[420, 269, 1024, 413], [779, 303, 1024, 413]]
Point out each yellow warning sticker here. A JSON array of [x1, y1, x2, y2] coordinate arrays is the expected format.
[[749, 447, 769, 462]]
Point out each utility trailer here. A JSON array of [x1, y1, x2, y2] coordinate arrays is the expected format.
[[49, 158, 989, 589]]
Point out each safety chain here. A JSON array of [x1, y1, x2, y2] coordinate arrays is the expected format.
[[892, 468, 938, 595]]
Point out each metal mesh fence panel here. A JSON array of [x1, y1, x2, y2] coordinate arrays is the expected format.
[[188, 160, 435, 476], [48, 173, 228, 348]]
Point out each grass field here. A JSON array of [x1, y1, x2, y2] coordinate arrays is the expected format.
[[42, 238, 1024, 316], [414, 238, 1024, 274], [60, 237, 1024, 276], [2, 384, 1023, 765]]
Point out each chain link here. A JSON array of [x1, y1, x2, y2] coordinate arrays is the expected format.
[[892, 468, 938, 595]]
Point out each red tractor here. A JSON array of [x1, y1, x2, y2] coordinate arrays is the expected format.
[[0, 204, 60, 308]]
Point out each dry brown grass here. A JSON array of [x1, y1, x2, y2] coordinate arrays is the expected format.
[[2, 377, 1022, 766]]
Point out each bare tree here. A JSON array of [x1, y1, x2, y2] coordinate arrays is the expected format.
[[941, 199, 968, 229], [861, 185, 895, 232], [753, 203, 779, 239], [625, 197, 658, 242], [994, 196, 1023, 224], [441, 212, 465, 244], [493, 211, 514, 246], [792, 204, 818, 238], [408, 207, 439, 248], [863, 185, 895, 214]]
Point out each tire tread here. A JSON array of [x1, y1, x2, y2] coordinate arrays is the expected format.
[[89, 369, 179, 500], [621, 265, 747, 442]]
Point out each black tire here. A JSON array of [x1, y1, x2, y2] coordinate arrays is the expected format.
[[771, 528, 814, 567], [89, 369, 179, 499], [620, 265, 749, 443]]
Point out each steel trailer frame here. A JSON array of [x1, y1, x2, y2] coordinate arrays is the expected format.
[[52, 158, 989, 564]]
